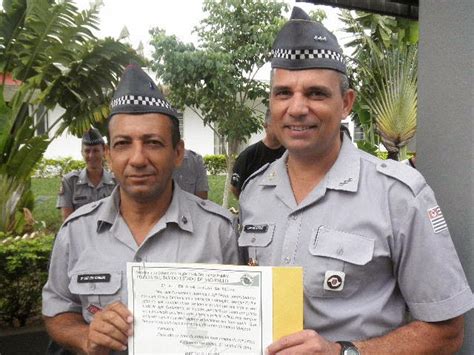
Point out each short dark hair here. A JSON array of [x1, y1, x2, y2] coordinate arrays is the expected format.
[[107, 113, 181, 148]]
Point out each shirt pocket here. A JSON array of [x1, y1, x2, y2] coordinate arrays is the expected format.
[[238, 224, 275, 265], [69, 271, 122, 316], [305, 226, 374, 298]]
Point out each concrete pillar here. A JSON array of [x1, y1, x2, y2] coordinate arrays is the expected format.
[[417, 1, 473, 353]]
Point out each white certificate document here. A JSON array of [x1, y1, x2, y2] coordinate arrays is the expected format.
[[127, 262, 273, 355]]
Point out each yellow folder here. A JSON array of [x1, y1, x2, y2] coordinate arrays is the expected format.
[[272, 266, 304, 341]]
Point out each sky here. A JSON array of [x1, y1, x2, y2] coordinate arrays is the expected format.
[[74, 0, 347, 59]]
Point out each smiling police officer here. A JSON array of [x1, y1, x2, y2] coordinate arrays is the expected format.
[[43, 65, 240, 354], [238, 7, 474, 355], [56, 128, 116, 220]]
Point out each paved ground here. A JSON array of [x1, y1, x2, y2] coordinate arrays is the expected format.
[[0, 325, 49, 355]]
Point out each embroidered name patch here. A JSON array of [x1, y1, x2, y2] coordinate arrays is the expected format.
[[244, 224, 268, 233], [427, 206, 448, 234], [77, 274, 111, 283]]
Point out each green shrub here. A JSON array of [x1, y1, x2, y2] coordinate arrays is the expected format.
[[203, 154, 227, 175], [0, 233, 54, 327], [33, 157, 85, 178]]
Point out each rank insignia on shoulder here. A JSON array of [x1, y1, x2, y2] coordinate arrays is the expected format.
[[244, 224, 268, 233], [77, 273, 111, 283], [324, 271, 345, 291]]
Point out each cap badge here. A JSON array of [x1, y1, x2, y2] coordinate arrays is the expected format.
[[314, 35, 327, 42]]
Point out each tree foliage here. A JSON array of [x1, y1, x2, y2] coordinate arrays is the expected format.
[[150, 0, 289, 206], [340, 11, 418, 159], [0, 0, 143, 233]]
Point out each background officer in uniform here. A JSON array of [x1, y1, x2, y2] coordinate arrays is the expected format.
[[231, 109, 285, 198], [239, 7, 473, 355], [43, 65, 240, 354], [173, 148, 209, 199], [56, 128, 116, 220]]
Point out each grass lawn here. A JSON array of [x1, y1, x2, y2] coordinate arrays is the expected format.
[[31, 175, 239, 234]]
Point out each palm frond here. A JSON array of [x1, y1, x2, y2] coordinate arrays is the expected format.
[[363, 47, 418, 154]]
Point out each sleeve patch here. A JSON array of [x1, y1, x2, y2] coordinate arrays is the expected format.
[[427, 205, 448, 234]]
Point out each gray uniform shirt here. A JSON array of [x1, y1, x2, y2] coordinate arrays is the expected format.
[[239, 136, 474, 341], [43, 184, 240, 327], [56, 168, 116, 210], [172, 150, 209, 195]]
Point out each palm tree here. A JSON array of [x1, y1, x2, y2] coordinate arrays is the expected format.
[[367, 47, 417, 160], [340, 10, 418, 159], [0, 0, 143, 233]]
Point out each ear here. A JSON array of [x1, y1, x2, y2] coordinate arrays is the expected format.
[[342, 89, 356, 117], [105, 144, 112, 166], [174, 140, 185, 168]]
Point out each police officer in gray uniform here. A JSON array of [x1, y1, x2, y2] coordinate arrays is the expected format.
[[56, 128, 116, 220], [239, 7, 474, 355], [43, 65, 240, 354], [173, 149, 209, 199]]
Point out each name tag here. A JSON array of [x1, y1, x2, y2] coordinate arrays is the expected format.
[[77, 273, 111, 283], [74, 195, 88, 201], [244, 224, 268, 233]]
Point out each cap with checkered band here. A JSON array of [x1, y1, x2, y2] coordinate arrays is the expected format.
[[271, 7, 346, 74], [82, 127, 104, 145], [109, 64, 179, 121]]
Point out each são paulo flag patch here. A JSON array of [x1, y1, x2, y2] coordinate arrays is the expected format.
[[427, 205, 448, 234]]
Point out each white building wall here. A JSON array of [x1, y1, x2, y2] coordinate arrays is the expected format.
[[181, 107, 215, 156], [43, 106, 82, 160]]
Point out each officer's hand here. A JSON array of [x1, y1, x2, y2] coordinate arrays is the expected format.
[[267, 329, 341, 355], [87, 302, 133, 354]]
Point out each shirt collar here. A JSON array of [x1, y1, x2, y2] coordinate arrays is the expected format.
[[160, 183, 194, 234], [102, 169, 116, 185], [96, 187, 120, 231], [325, 134, 360, 192], [258, 134, 360, 193], [96, 184, 194, 234], [77, 167, 115, 186], [77, 168, 89, 185]]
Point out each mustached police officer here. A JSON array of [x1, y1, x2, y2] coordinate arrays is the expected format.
[[43, 65, 241, 354], [238, 7, 473, 355], [56, 128, 116, 220]]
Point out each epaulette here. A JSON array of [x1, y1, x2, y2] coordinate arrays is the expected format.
[[376, 160, 426, 196], [241, 163, 271, 192], [196, 198, 233, 223], [62, 200, 103, 226], [63, 170, 81, 179]]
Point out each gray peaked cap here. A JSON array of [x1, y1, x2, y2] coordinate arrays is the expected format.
[[109, 65, 179, 122], [271, 7, 347, 74], [82, 127, 104, 145]]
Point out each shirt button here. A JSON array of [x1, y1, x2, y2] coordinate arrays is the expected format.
[[284, 257, 290, 264], [200, 201, 206, 206], [251, 237, 256, 243], [135, 256, 142, 262], [291, 215, 297, 220], [381, 163, 387, 168], [90, 284, 96, 290]]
